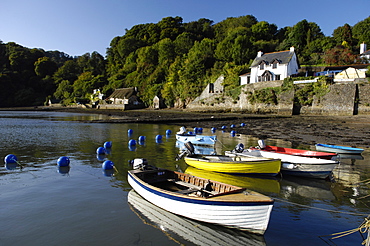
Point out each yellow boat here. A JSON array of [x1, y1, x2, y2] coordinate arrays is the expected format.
[[185, 166, 281, 194], [184, 154, 281, 176]]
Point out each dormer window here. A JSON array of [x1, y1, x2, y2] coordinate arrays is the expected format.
[[271, 59, 280, 69], [259, 61, 267, 70]]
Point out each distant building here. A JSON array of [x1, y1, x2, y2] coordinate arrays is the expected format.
[[102, 87, 145, 110], [334, 67, 366, 80], [360, 43, 370, 62], [153, 95, 166, 109], [241, 47, 299, 85]]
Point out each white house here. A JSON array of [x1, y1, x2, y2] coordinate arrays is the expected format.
[[241, 47, 299, 85], [360, 43, 370, 62]]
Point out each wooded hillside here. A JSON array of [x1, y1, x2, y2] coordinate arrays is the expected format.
[[0, 15, 369, 107]]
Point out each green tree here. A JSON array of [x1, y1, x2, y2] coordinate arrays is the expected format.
[[53, 60, 80, 85], [333, 24, 354, 48], [352, 16, 370, 45], [34, 57, 58, 77]]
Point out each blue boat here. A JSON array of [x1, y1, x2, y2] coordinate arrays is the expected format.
[[315, 143, 364, 154], [176, 127, 216, 146]]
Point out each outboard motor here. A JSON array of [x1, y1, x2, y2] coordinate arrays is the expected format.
[[258, 140, 266, 149], [234, 143, 245, 153], [131, 158, 149, 170], [176, 141, 195, 161], [177, 126, 187, 135]]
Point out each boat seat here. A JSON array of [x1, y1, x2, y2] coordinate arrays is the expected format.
[[175, 188, 199, 194], [173, 180, 218, 195]]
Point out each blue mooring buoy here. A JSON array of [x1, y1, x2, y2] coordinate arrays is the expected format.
[[96, 147, 106, 155], [230, 130, 236, 136], [57, 156, 70, 167], [221, 126, 226, 130], [155, 135, 162, 140], [102, 160, 114, 170], [128, 139, 137, 146], [4, 154, 17, 164], [211, 127, 216, 132], [138, 136, 146, 142], [128, 129, 133, 135], [166, 129, 172, 135], [230, 124, 235, 128], [104, 141, 112, 149], [240, 123, 246, 127]]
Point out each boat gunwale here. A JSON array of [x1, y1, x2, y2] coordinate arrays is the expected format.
[[229, 150, 339, 165], [184, 154, 281, 163]]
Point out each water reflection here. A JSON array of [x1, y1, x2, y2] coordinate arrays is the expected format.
[[176, 141, 216, 155], [128, 190, 266, 246], [279, 176, 335, 200], [184, 166, 280, 195]]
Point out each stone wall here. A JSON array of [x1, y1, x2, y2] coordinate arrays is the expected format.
[[187, 80, 370, 116]]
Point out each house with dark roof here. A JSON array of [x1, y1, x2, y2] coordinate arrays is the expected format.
[[102, 87, 145, 110], [241, 47, 299, 85]]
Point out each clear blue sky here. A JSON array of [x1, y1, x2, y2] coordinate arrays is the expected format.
[[1, 0, 369, 57]]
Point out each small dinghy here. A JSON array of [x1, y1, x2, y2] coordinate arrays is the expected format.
[[251, 140, 338, 160], [315, 143, 364, 154], [127, 158, 274, 234], [177, 142, 281, 176]]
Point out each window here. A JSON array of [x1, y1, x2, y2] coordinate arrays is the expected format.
[[275, 75, 280, 80], [209, 83, 214, 93], [272, 63, 277, 69], [260, 64, 264, 70]]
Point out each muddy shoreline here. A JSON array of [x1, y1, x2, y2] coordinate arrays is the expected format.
[[3, 107, 370, 149]]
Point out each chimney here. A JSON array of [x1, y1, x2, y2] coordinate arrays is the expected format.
[[257, 51, 263, 57], [290, 46, 295, 52], [360, 42, 367, 54]]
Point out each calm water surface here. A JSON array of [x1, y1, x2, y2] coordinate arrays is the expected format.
[[0, 111, 369, 246]]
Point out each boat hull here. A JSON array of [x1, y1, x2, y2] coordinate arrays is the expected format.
[[254, 145, 337, 160], [176, 134, 216, 146], [280, 162, 338, 179], [128, 170, 273, 234], [184, 155, 281, 176], [225, 150, 339, 179], [315, 143, 364, 154]]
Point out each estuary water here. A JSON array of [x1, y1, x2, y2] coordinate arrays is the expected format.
[[0, 111, 369, 246]]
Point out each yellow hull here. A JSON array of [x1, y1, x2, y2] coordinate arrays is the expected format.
[[184, 155, 281, 176]]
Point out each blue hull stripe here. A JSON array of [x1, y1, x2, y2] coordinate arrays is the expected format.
[[128, 172, 274, 206]]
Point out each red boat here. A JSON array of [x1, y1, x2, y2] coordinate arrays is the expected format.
[[250, 140, 338, 160]]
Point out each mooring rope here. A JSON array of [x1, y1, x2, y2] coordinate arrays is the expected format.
[[318, 215, 370, 245]]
